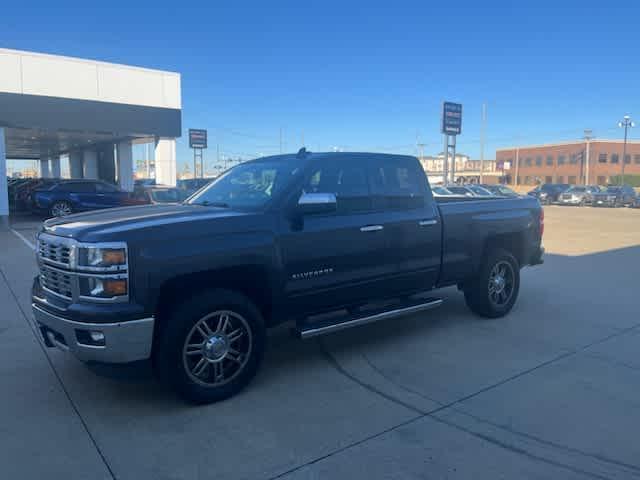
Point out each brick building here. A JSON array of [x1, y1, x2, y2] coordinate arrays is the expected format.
[[496, 140, 640, 186]]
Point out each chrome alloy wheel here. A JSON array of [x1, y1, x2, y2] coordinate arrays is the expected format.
[[182, 310, 252, 387], [51, 202, 72, 217], [488, 260, 515, 307]]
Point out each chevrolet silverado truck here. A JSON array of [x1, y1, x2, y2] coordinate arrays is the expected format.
[[32, 150, 544, 404]]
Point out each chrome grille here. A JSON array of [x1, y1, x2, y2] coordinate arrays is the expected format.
[[40, 265, 74, 300], [38, 239, 71, 267]]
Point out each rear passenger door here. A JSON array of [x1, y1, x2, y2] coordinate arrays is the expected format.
[[369, 156, 442, 293], [279, 156, 396, 314]]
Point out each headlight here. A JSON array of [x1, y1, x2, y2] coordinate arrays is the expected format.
[[79, 277, 128, 299], [76, 243, 127, 271]]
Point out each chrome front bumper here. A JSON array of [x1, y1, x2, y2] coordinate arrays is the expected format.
[[33, 304, 154, 364]]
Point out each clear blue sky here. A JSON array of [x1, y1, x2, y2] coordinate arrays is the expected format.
[[3, 1, 640, 173]]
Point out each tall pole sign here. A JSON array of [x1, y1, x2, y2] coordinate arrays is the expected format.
[[441, 102, 463, 185], [189, 129, 208, 178]]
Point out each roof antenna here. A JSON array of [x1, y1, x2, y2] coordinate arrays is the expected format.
[[297, 147, 309, 158]]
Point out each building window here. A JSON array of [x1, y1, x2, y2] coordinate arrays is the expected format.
[[624, 154, 631, 164], [570, 154, 578, 164], [611, 154, 619, 164], [568, 176, 577, 184], [598, 153, 607, 163], [535, 156, 542, 166], [557, 155, 566, 165], [597, 176, 607, 185], [525, 157, 532, 167], [634, 154, 640, 164], [545, 176, 553, 184], [546, 155, 553, 166]]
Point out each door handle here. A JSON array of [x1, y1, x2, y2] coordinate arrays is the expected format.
[[360, 225, 384, 232], [419, 219, 438, 227]]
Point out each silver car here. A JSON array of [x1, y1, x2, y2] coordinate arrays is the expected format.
[[559, 185, 601, 206]]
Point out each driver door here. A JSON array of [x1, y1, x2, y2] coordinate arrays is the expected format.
[[279, 156, 395, 314]]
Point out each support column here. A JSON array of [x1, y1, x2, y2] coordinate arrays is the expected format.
[[40, 158, 51, 178], [117, 141, 134, 192], [69, 151, 84, 178], [155, 138, 177, 187], [50, 157, 61, 178], [83, 150, 98, 179], [0, 128, 8, 229]]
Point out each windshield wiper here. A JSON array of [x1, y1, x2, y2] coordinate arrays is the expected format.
[[191, 201, 231, 208]]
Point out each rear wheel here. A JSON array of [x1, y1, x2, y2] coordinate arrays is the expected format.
[[464, 249, 520, 318], [154, 289, 266, 404], [49, 200, 73, 217]]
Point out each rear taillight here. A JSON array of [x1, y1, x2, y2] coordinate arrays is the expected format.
[[539, 208, 545, 237]]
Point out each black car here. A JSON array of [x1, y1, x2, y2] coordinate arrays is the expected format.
[[592, 185, 637, 207], [528, 183, 569, 204]]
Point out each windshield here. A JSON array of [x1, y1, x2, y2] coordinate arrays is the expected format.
[[187, 159, 300, 210]]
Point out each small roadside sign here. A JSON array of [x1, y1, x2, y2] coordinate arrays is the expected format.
[[189, 129, 208, 149], [441, 102, 463, 135]]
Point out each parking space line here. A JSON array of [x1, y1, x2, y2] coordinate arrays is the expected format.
[[10, 228, 36, 251], [0, 268, 117, 480]]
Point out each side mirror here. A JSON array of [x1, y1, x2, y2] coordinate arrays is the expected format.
[[297, 192, 337, 215]]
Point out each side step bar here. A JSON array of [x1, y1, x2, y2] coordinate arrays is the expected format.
[[296, 298, 443, 339]]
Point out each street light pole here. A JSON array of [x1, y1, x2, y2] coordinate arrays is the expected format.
[[618, 115, 634, 186]]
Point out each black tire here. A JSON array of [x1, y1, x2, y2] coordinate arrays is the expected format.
[[464, 249, 520, 318], [49, 200, 73, 217], [154, 289, 266, 404]]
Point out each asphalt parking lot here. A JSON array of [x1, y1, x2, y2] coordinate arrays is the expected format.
[[2, 206, 640, 480]]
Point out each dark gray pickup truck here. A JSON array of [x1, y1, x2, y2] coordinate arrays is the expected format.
[[32, 150, 544, 403]]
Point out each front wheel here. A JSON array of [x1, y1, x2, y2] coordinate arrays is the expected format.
[[154, 289, 266, 404], [464, 249, 520, 318], [49, 200, 73, 217]]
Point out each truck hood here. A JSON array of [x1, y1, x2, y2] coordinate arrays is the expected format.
[[42, 204, 253, 242]]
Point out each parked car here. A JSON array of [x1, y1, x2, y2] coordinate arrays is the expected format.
[[177, 178, 214, 196], [447, 185, 493, 197], [632, 193, 640, 208], [32, 150, 544, 404], [31, 179, 136, 217], [592, 185, 637, 207], [431, 186, 454, 196], [132, 185, 189, 204], [558, 185, 601, 206], [480, 184, 519, 197], [528, 183, 569, 204]]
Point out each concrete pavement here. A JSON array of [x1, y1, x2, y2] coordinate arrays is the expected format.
[[1, 206, 640, 479]]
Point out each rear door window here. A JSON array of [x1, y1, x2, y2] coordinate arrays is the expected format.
[[369, 157, 426, 210]]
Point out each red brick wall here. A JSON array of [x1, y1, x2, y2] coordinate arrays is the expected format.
[[496, 141, 640, 186]]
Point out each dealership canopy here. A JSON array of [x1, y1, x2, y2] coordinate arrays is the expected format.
[[0, 48, 182, 227]]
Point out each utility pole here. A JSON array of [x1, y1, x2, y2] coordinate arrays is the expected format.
[[442, 136, 449, 185], [583, 129, 593, 185], [480, 103, 487, 184], [514, 147, 520, 186], [618, 115, 634, 185]]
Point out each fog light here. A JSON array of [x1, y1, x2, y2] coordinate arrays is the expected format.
[[103, 279, 127, 296], [90, 331, 105, 343], [76, 329, 106, 346]]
